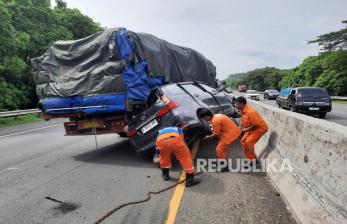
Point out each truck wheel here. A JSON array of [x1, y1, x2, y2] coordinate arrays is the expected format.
[[290, 106, 296, 112], [319, 113, 326, 118], [278, 103, 282, 109]]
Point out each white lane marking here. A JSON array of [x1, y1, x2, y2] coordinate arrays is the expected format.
[[5, 167, 20, 170], [0, 124, 60, 139]]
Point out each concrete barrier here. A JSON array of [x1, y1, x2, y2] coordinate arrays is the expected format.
[[248, 100, 347, 224]]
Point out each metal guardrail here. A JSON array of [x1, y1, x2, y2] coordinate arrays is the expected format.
[[0, 109, 41, 118], [331, 96, 347, 101]]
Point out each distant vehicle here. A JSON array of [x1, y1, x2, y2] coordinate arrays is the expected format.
[[246, 90, 260, 101], [127, 81, 239, 157], [238, 85, 247, 92], [264, 89, 280, 100], [276, 87, 332, 118]]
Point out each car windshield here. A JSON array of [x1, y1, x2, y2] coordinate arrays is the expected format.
[[297, 88, 329, 97], [247, 90, 258, 94], [268, 90, 279, 94]]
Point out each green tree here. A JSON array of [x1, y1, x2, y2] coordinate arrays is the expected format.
[[280, 51, 347, 95], [309, 20, 347, 51], [0, 0, 102, 110], [226, 67, 288, 91], [54, 3, 102, 39]]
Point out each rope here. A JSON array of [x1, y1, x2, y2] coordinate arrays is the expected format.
[[93, 127, 99, 150], [94, 172, 203, 224], [92, 117, 99, 150]]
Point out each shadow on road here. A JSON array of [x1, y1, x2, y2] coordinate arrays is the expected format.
[[72, 139, 155, 168], [72, 138, 183, 172]]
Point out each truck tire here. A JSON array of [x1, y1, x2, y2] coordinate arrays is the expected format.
[[290, 106, 296, 112]]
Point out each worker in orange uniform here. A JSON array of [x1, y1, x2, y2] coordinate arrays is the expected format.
[[199, 108, 241, 172], [156, 127, 201, 187], [235, 96, 268, 163]]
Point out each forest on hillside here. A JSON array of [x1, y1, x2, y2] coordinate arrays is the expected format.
[[226, 20, 347, 96], [0, 0, 102, 110]]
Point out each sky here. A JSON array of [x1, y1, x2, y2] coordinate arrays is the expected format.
[[60, 0, 346, 79]]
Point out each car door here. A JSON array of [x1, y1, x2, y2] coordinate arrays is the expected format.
[[180, 83, 220, 113], [199, 83, 234, 115]]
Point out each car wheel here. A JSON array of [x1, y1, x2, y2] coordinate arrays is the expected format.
[[318, 113, 326, 118], [199, 119, 212, 136], [118, 132, 128, 138], [140, 148, 156, 161]]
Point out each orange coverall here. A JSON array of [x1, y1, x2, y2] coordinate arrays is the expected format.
[[240, 104, 268, 160], [211, 114, 241, 160], [156, 129, 195, 174]]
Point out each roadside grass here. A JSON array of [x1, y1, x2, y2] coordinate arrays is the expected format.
[[333, 100, 347, 104], [0, 113, 43, 128]]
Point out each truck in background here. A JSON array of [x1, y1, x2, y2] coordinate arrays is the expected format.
[[238, 84, 247, 92]]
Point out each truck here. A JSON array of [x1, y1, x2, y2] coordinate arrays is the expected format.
[[238, 84, 247, 92], [31, 28, 216, 136]]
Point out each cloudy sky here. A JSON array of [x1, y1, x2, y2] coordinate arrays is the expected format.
[[62, 0, 346, 79]]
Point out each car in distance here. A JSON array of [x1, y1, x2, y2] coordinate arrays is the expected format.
[[276, 87, 332, 118], [264, 89, 279, 100], [126, 81, 238, 157], [246, 90, 260, 101]]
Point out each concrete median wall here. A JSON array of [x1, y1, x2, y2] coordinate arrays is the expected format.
[[248, 100, 347, 224]]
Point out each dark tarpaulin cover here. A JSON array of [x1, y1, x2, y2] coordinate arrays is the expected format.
[[31, 28, 216, 114]]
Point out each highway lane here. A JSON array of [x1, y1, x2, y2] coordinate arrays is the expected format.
[[259, 98, 347, 126], [0, 121, 178, 224], [233, 91, 347, 126], [0, 120, 296, 223]]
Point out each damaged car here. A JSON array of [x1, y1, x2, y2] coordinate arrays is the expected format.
[[126, 81, 239, 157]]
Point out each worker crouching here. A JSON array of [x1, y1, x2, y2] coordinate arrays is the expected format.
[[156, 127, 201, 187], [235, 96, 268, 164], [199, 108, 241, 172]]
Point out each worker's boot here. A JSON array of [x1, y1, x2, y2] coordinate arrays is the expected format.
[[161, 168, 170, 181], [185, 173, 201, 187]]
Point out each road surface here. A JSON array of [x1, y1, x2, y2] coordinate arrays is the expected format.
[[233, 92, 347, 126], [0, 120, 296, 223]]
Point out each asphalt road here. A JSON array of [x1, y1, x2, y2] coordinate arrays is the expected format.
[[233, 92, 347, 126], [0, 121, 176, 224], [0, 120, 296, 224]]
